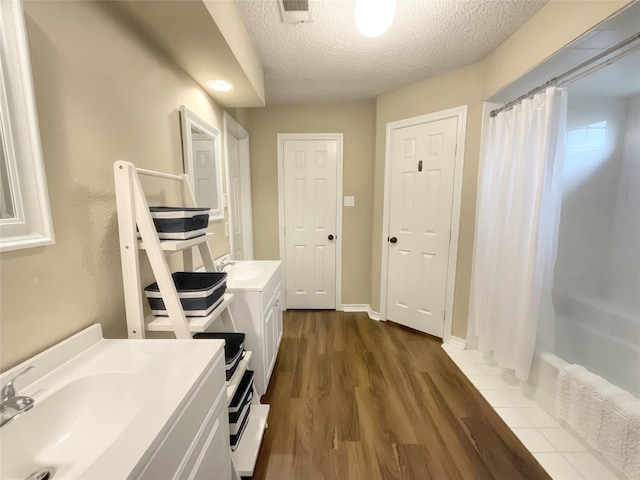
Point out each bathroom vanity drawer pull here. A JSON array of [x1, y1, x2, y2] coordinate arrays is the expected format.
[[388, 236, 397, 244]]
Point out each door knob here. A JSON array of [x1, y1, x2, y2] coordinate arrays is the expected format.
[[388, 236, 397, 244], [328, 234, 334, 240]]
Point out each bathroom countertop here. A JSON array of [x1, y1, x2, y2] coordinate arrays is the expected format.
[[0, 325, 224, 480], [225, 260, 282, 292]]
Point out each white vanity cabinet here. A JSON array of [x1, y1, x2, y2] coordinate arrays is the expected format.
[[227, 261, 283, 396], [134, 347, 233, 480]]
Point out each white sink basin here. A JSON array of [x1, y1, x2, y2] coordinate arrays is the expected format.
[[1, 373, 150, 479], [225, 264, 264, 281]]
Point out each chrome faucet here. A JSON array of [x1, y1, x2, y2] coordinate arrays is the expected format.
[[1, 365, 35, 427], [217, 258, 236, 272]]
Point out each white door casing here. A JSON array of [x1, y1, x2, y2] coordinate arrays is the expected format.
[[278, 134, 343, 310], [226, 134, 244, 259], [223, 112, 254, 260], [381, 106, 467, 341]]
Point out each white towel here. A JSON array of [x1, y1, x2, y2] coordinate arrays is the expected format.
[[557, 363, 640, 479]]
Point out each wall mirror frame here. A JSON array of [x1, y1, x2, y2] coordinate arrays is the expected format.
[[179, 105, 224, 222], [0, 0, 55, 252]]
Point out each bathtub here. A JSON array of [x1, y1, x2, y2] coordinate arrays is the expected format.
[[525, 294, 640, 419], [525, 350, 568, 416], [554, 294, 640, 398]]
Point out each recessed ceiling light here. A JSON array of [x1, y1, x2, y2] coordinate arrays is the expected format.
[[207, 80, 235, 92], [354, 0, 395, 38]]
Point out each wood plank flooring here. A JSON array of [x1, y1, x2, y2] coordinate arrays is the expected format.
[[251, 310, 550, 480]]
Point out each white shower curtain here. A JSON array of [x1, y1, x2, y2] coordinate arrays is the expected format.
[[469, 87, 567, 381]]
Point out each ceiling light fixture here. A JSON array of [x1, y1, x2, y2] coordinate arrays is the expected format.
[[207, 80, 234, 92], [354, 0, 396, 38]]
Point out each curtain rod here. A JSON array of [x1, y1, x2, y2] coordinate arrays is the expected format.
[[490, 32, 640, 118]]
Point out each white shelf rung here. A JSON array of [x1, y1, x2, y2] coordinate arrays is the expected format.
[[138, 232, 214, 252], [227, 351, 252, 403], [231, 404, 270, 477], [146, 293, 234, 333]]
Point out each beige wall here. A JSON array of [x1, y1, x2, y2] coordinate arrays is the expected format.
[[242, 104, 375, 305], [0, 1, 230, 370]]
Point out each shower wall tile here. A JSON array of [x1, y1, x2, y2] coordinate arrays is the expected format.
[[606, 94, 640, 313], [556, 95, 640, 319]]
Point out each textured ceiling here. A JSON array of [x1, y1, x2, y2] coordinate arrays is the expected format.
[[235, 0, 547, 104]]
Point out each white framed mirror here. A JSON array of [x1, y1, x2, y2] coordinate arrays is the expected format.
[[0, 0, 55, 252], [179, 106, 223, 221]]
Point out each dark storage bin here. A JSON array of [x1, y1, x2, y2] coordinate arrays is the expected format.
[[229, 370, 254, 422], [229, 370, 254, 450], [149, 206, 209, 240], [230, 406, 251, 451], [193, 332, 245, 380], [229, 389, 252, 436], [144, 272, 227, 317]]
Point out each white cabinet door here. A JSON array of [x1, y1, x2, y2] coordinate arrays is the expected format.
[[264, 286, 284, 383], [264, 303, 276, 381], [274, 288, 283, 351], [186, 405, 232, 480]]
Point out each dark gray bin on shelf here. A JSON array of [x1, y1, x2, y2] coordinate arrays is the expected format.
[[229, 370, 254, 450], [149, 206, 209, 240], [230, 404, 251, 451], [229, 370, 254, 421], [144, 272, 227, 317], [194, 332, 245, 380]]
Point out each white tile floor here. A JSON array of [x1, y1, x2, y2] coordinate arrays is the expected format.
[[441, 344, 623, 480]]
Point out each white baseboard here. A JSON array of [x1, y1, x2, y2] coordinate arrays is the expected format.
[[341, 304, 369, 312], [340, 304, 381, 322], [445, 336, 466, 349]]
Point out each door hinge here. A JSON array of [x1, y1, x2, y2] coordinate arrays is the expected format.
[[449, 230, 452, 242], [454, 143, 458, 155]]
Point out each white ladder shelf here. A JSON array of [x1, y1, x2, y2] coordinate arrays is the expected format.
[[113, 160, 267, 479], [114, 160, 232, 338]]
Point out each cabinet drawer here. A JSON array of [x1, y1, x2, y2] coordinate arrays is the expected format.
[[136, 350, 226, 479]]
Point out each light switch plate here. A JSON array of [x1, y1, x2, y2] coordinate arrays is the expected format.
[[344, 196, 355, 207]]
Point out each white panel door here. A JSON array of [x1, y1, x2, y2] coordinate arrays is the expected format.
[[386, 117, 458, 336], [227, 133, 244, 259], [283, 139, 337, 309]]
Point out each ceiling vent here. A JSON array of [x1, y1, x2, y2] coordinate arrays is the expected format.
[[278, 0, 312, 24]]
